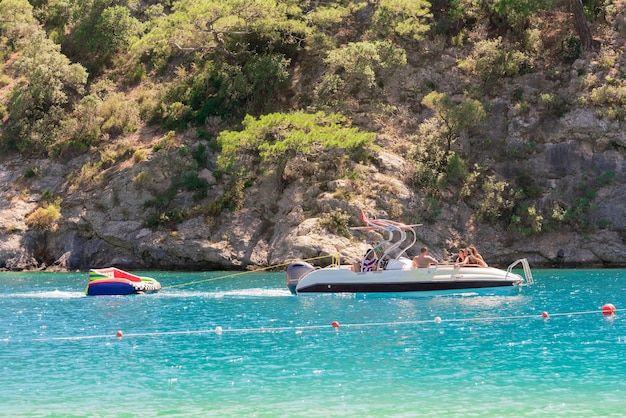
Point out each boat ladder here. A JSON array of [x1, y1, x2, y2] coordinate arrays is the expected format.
[[506, 258, 534, 285]]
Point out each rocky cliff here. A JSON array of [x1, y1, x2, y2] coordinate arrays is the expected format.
[[1, 94, 624, 272]]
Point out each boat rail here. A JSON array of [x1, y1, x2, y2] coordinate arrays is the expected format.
[[506, 258, 534, 285]]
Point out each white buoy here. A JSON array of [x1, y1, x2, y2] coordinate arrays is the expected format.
[[215, 326, 223, 335], [434, 317, 442, 324]]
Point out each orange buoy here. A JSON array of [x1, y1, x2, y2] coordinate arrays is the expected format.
[[331, 321, 339, 328], [116, 330, 123, 338], [542, 311, 549, 319], [602, 303, 616, 316]]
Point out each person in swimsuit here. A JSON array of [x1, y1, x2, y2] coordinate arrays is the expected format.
[[455, 248, 469, 267], [412, 246, 439, 268], [467, 246, 488, 267]]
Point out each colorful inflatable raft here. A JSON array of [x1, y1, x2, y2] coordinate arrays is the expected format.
[[85, 267, 162, 296]]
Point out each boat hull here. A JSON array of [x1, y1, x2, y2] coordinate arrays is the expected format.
[[292, 265, 524, 294]]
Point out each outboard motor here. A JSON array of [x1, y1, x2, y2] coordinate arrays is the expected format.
[[286, 262, 315, 295]]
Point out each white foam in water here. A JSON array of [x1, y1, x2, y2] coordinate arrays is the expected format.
[[1, 290, 86, 299], [158, 288, 292, 298], [217, 288, 292, 297]]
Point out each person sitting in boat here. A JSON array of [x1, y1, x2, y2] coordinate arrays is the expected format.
[[361, 248, 379, 272], [467, 246, 488, 267], [412, 246, 439, 268], [454, 248, 469, 267], [351, 248, 379, 272]]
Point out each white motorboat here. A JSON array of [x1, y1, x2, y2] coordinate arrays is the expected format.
[[286, 210, 534, 294]]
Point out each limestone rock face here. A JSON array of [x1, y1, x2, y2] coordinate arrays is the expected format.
[[0, 105, 625, 272]]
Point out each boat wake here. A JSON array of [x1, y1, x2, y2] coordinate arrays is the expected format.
[[1, 288, 293, 300], [158, 288, 293, 298], [0, 290, 86, 299]]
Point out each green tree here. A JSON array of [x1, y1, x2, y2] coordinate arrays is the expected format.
[[306, 2, 353, 30], [2, 8, 88, 154], [10, 33, 87, 109], [72, 4, 141, 73], [475, 175, 516, 223], [372, 0, 432, 40], [421, 91, 486, 157], [487, 0, 559, 34], [0, 0, 40, 48], [490, 0, 558, 20], [323, 40, 407, 91], [458, 37, 530, 91], [135, 0, 310, 69], [412, 92, 485, 193], [217, 111, 376, 191], [155, 53, 291, 127], [25, 0, 72, 42]]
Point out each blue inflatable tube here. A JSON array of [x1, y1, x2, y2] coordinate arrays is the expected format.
[[86, 280, 137, 296]]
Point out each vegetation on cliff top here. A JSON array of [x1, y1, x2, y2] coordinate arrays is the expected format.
[[0, 0, 622, 242]]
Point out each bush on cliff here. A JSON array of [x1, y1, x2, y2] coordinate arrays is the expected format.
[[217, 111, 376, 193]]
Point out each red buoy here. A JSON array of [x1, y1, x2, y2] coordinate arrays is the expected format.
[[602, 303, 616, 316], [542, 311, 549, 319], [116, 330, 123, 338], [331, 321, 339, 328]]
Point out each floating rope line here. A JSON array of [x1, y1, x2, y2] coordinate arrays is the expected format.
[[163, 254, 338, 290], [33, 325, 330, 342], [30, 307, 623, 342]]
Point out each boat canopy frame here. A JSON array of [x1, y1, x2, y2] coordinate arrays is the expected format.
[[351, 210, 421, 270]]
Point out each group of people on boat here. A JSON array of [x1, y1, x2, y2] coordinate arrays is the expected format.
[[352, 245, 488, 272], [454, 246, 488, 267], [412, 245, 488, 268]]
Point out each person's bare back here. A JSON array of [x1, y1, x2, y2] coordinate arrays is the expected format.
[[412, 247, 438, 268]]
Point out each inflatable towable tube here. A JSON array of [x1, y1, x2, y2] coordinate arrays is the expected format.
[[85, 267, 161, 296]]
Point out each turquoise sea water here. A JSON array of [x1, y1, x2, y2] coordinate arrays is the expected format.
[[1, 269, 626, 417]]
